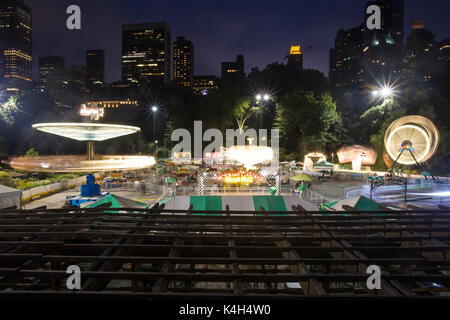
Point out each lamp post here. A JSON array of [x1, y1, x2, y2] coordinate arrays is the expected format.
[[152, 106, 158, 144], [255, 93, 271, 128], [372, 86, 394, 101]]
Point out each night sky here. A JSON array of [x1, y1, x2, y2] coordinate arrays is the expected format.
[[28, 0, 450, 82]]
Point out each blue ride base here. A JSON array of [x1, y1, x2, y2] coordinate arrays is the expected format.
[[66, 174, 109, 207]]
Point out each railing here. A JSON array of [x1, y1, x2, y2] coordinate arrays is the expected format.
[[303, 189, 337, 205]]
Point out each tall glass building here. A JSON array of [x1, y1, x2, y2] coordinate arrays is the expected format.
[[173, 36, 194, 88], [122, 22, 171, 87], [0, 0, 32, 93]]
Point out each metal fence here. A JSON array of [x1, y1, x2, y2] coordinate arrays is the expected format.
[[0, 205, 449, 299]]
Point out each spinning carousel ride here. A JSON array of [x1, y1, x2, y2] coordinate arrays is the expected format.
[[7, 123, 156, 207], [8, 123, 155, 172]]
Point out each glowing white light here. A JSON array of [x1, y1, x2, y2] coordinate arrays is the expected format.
[[256, 94, 262, 101], [372, 90, 379, 96], [80, 104, 104, 121], [263, 94, 270, 101], [32, 123, 141, 142], [380, 87, 393, 97], [227, 146, 274, 170], [152, 106, 158, 112]]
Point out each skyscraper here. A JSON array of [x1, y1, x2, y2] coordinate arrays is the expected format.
[[438, 39, 450, 64], [38, 56, 65, 91], [0, 0, 32, 93], [287, 45, 303, 70], [403, 21, 438, 84], [193, 75, 220, 95], [364, 0, 404, 50], [221, 55, 245, 86], [363, 0, 404, 84], [329, 25, 365, 90], [173, 36, 194, 88], [86, 49, 105, 88], [122, 22, 171, 87]]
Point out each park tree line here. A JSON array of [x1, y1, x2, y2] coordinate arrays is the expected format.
[[1, 60, 449, 175]]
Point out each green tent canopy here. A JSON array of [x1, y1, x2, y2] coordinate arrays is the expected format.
[[315, 161, 334, 168], [325, 196, 385, 212], [290, 173, 312, 181], [85, 194, 148, 213]]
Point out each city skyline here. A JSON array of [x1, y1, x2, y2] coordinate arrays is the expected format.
[[27, 0, 450, 83]]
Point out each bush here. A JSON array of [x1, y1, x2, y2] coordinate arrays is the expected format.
[[0, 171, 11, 179], [25, 148, 39, 158]]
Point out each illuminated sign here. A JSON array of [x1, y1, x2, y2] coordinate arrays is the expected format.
[[217, 172, 263, 184], [224, 176, 253, 183], [290, 45, 302, 55]]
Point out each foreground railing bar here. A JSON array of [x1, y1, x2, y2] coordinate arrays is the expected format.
[[0, 269, 448, 282]]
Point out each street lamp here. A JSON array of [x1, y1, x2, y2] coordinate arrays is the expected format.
[[254, 93, 272, 128], [256, 93, 270, 103], [372, 86, 394, 99], [151, 106, 158, 144]]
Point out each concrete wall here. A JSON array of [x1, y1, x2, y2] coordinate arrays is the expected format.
[[22, 176, 87, 204]]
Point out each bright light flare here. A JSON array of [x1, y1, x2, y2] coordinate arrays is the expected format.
[[152, 106, 158, 112], [372, 86, 394, 99], [380, 87, 393, 98]]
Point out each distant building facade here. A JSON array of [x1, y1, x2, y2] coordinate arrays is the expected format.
[[0, 0, 32, 94], [403, 21, 438, 84], [173, 36, 193, 88], [122, 22, 171, 87], [85, 99, 139, 109], [329, 25, 365, 90], [438, 39, 450, 64], [38, 56, 65, 91], [46, 65, 86, 111], [363, 0, 404, 84], [86, 49, 105, 88], [193, 75, 220, 95], [221, 55, 245, 86], [287, 45, 303, 70]]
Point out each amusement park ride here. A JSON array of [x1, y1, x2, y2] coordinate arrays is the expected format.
[[8, 122, 156, 207], [369, 115, 441, 208]]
